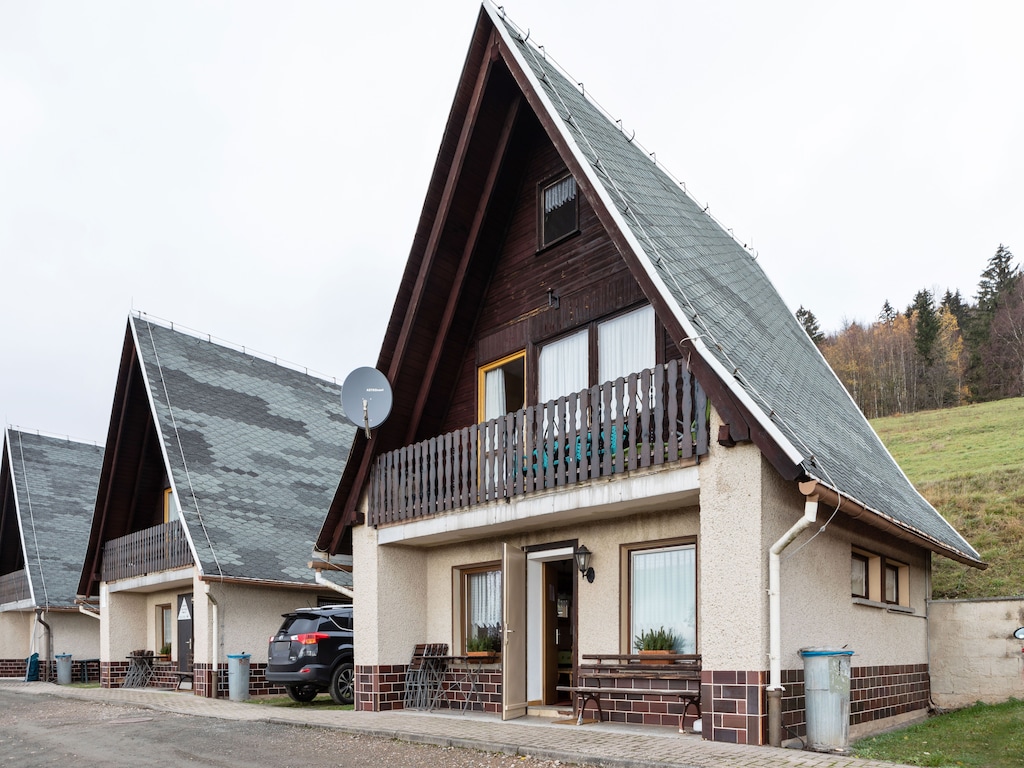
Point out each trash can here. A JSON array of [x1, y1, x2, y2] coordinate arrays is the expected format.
[[25, 652, 39, 682], [227, 653, 251, 701], [55, 654, 73, 685], [800, 648, 853, 753]]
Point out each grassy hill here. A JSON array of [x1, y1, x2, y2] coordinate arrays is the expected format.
[[871, 397, 1024, 599]]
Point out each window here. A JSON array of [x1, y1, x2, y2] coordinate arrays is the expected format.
[[628, 542, 696, 653], [538, 305, 656, 404], [462, 566, 502, 653], [539, 174, 578, 248], [851, 553, 868, 599], [158, 604, 172, 656], [479, 352, 526, 422], [852, 547, 909, 607], [163, 488, 178, 523]]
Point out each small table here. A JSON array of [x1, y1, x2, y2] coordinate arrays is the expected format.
[[439, 655, 491, 713], [122, 654, 155, 688]]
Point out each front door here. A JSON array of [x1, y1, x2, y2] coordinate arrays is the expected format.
[[501, 543, 527, 720], [176, 593, 194, 673]]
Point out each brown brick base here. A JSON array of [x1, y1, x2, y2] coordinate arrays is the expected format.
[[356, 663, 502, 714], [704, 670, 766, 745]]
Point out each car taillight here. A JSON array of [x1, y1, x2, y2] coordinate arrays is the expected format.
[[292, 632, 330, 645]]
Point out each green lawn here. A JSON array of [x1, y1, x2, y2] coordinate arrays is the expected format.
[[853, 699, 1024, 767], [871, 397, 1024, 598]]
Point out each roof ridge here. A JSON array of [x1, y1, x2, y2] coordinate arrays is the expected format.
[[5, 426, 103, 449]]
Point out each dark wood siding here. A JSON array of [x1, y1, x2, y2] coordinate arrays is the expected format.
[[439, 121, 661, 435]]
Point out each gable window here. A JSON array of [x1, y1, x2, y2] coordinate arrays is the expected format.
[[627, 541, 696, 653], [538, 305, 656, 405], [163, 488, 178, 523], [479, 352, 526, 422], [459, 565, 502, 654], [539, 174, 578, 248]]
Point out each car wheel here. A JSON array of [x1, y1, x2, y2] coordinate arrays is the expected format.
[[329, 662, 354, 705], [285, 684, 319, 703]]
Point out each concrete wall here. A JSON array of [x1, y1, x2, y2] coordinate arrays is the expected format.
[[929, 597, 1024, 708]]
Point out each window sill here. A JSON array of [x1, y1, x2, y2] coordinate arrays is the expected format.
[[852, 597, 915, 615], [535, 228, 581, 256]]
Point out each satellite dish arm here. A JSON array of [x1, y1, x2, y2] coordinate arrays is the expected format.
[[363, 399, 371, 439]]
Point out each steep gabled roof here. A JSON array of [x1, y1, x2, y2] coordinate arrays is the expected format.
[[79, 315, 355, 597], [319, 3, 981, 568], [1, 429, 103, 609]]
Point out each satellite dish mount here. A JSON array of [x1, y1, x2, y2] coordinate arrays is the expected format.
[[341, 367, 393, 439]]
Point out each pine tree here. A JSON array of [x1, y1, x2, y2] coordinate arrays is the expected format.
[[941, 289, 969, 330], [879, 300, 897, 326], [976, 244, 1019, 313], [911, 289, 939, 365], [795, 306, 825, 345], [968, 245, 1021, 400]]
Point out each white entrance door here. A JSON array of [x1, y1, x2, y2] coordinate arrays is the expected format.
[[501, 542, 527, 720]]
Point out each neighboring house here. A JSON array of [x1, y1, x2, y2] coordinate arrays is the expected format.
[[315, 3, 984, 747], [0, 429, 104, 680], [77, 314, 355, 696]]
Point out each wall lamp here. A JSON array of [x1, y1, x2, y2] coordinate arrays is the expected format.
[[575, 544, 595, 583]]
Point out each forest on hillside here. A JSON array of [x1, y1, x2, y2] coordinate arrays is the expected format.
[[796, 245, 1023, 419]]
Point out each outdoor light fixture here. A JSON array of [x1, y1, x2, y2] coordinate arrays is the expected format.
[[575, 544, 595, 583]]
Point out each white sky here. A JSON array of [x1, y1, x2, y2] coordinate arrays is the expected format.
[[2, 0, 1022, 442]]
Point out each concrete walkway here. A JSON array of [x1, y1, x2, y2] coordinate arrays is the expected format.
[[0, 680, 909, 768]]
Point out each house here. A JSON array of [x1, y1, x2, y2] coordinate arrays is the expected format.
[[77, 314, 355, 696], [314, 3, 984, 747], [1, 429, 104, 681]]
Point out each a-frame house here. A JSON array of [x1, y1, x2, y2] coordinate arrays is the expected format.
[[0, 428, 103, 680], [78, 314, 355, 697], [316, 3, 982, 746]]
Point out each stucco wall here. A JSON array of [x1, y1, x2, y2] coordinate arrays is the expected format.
[[0, 610, 33, 657], [101, 585, 148, 660], [929, 597, 1024, 708], [46, 610, 100, 658]]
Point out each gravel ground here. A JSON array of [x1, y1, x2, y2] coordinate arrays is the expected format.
[[0, 691, 598, 768]]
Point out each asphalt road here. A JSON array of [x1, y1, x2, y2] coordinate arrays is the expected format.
[[0, 691, 585, 768]]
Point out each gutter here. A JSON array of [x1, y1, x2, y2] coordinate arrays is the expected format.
[[78, 604, 101, 620], [315, 571, 355, 600], [766, 483, 820, 747]]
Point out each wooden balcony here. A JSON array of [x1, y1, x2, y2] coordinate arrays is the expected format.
[[101, 521, 194, 582], [0, 568, 31, 605], [370, 360, 708, 526]]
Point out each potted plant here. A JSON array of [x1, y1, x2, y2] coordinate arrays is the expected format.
[[466, 633, 498, 660], [159, 643, 172, 659], [633, 626, 677, 663]]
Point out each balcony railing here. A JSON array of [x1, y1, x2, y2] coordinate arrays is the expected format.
[[0, 569, 31, 604], [102, 520, 194, 582], [370, 359, 708, 526]]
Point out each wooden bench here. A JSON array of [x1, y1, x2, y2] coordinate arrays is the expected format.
[[170, 671, 194, 690], [557, 653, 701, 728]]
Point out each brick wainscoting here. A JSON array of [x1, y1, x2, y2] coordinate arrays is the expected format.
[[356, 663, 502, 714], [0, 658, 28, 678], [704, 670, 766, 745], [781, 663, 930, 738]]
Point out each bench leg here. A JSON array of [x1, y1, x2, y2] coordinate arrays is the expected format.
[[575, 692, 603, 725]]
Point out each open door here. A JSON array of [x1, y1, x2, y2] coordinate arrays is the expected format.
[[501, 542, 527, 720]]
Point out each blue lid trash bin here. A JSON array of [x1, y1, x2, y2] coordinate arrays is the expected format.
[[227, 653, 251, 701], [24, 652, 39, 682], [799, 648, 853, 753], [55, 653, 73, 685]]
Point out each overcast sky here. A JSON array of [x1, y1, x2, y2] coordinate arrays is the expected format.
[[2, 0, 1022, 443]]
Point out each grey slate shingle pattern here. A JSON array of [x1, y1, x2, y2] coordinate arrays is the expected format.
[[132, 317, 355, 585], [499, 17, 980, 562], [6, 430, 104, 607]]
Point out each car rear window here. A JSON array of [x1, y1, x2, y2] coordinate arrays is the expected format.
[[279, 616, 320, 636]]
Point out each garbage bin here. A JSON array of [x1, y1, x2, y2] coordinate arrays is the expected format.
[[799, 648, 853, 753], [55, 654, 73, 685], [227, 653, 251, 701], [25, 652, 39, 682]]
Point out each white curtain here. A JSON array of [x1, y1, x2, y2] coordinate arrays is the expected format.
[[630, 544, 696, 653], [484, 367, 507, 422], [468, 570, 502, 637], [598, 305, 655, 385], [544, 176, 576, 213], [538, 328, 589, 403]]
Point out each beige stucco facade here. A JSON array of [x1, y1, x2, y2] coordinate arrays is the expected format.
[[929, 597, 1024, 708]]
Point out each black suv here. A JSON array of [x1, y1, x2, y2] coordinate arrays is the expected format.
[[266, 605, 354, 704]]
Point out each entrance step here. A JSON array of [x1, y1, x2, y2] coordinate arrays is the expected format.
[[527, 705, 567, 719]]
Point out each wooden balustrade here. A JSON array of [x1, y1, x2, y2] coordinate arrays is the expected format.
[[101, 520, 193, 582], [370, 360, 708, 526], [0, 569, 30, 605]]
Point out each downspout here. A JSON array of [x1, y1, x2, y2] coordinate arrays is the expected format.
[[315, 571, 355, 599], [205, 583, 219, 698], [34, 608, 52, 680], [767, 482, 820, 747]]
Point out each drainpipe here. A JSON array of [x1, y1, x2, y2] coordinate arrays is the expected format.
[[35, 608, 52, 680], [767, 482, 820, 747], [205, 584, 219, 698], [315, 571, 355, 599]]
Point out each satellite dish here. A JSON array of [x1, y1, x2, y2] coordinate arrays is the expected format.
[[341, 367, 393, 438]]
